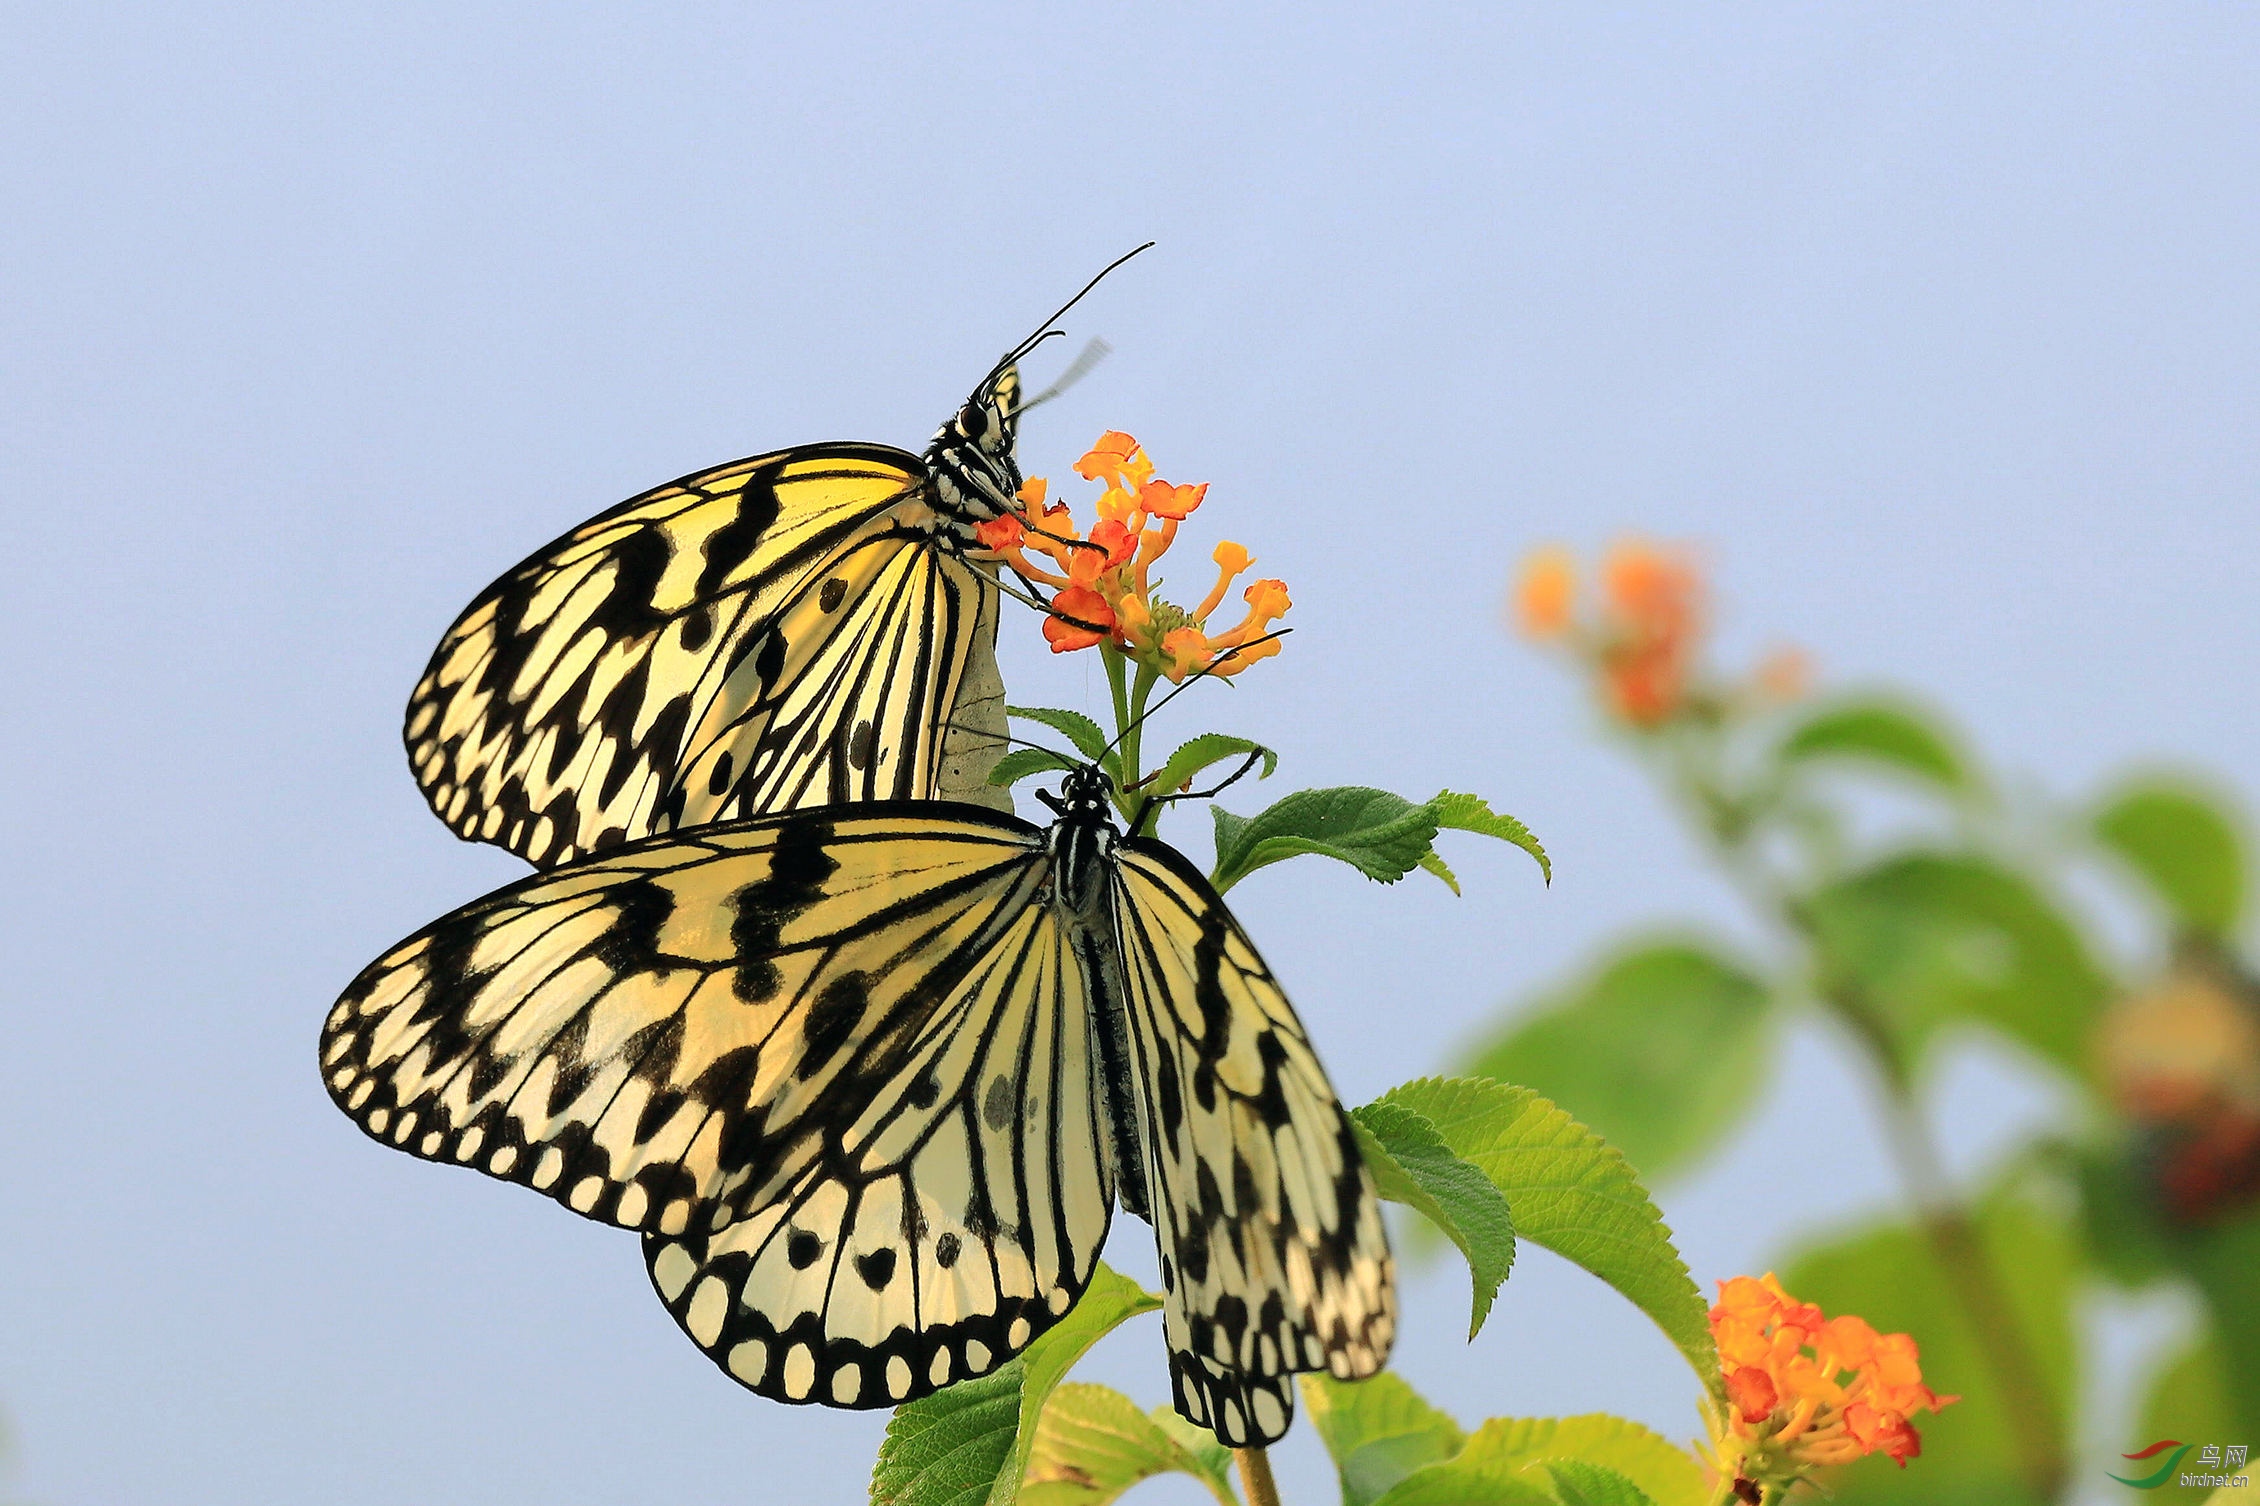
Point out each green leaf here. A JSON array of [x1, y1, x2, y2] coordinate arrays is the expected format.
[[1300, 1373, 1467, 1506], [1804, 851, 2107, 1074], [1137, 734, 1277, 803], [1351, 1102, 1517, 1338], [1543, 1459, 1660, 1506], [1461, 938, 1774, 1185], [2181, 1208, 2260, 1448], [988, 747, 1085, 789], [1429, 791, 1552, 885], [1374, 1077, 1717, 1390], [1209, 787, 1442, 893], [2133, 1337, 2233, 1505], [871, 1263, 1162, 1506], [1006, 705, 1112, 764], [1778, 696, 1971, 792], [1778, 1181, 2075, 1506], [1017, 1383, 1238, 1506], [1366, 1414, 1702, 1506], [1417, 849, 1461, 894], [2093, 776, 2248, 938], [871, 1367, 1027, 1506]]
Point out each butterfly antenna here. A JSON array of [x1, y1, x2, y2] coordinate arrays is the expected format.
[[1098, 628, 1294, 767], [1127, 748, 1270, 837], [1014, 337, 1112, 415], [942, 718, 1067, 758], [996, 243, 1155, 373]]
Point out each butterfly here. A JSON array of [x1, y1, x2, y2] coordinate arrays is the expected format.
[[402, 250, 1145, 869], [319, 760, 1395, 1447]]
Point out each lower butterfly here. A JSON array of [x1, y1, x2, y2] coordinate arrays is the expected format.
[[320, 763, 1394, 1446]]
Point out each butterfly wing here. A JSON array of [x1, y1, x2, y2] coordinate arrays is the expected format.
[[320, 806, 1088, 1243], [404, 444, 991, 866], [1107, 838, 1396, 1447], [642, 883, 1112, 1410]]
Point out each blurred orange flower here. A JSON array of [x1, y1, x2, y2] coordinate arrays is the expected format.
[[1515, 545, 1575, 638], [986, 432, 1288, 680], [1514, 538, 1808, 726], [1705, 1273, 1955, 1495], [1597, 539, 1702, 726]]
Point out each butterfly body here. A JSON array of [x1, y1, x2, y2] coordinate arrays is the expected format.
[[322, 764, 1394, 1445], [403, 364, 1023, 868]]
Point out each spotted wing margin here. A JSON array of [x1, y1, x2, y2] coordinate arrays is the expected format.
[[320, 804, 1081, 1241], [404, 443, 993, 868], [642, 883, 1112, 1411], [1108, 840, 1397, 1447]]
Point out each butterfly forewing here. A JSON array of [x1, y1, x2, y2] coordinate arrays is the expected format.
[[642, 887, 1114, 1410], [405, 444, 991, 867], [1107, 839, 1397, 1447], [319, 808, 1063, 1239]]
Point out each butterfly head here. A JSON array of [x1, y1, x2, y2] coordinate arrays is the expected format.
[[925, 363, 1024, 525]]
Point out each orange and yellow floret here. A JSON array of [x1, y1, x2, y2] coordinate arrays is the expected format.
[[1705, 1273, 1955, 1492], [976, 431, 1290, 681]]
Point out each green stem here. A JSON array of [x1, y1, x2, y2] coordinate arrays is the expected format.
[[1832, 995, 2067, 1503], [1675, 758, 2068, 1503], [1233, 1445, 1283, 1506]]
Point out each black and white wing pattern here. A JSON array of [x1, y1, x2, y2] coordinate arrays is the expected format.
[[1108, 838, 1395, 1446], [405, 366, 1023, 869], [322, 768, 1392, 1443], [640, 879, 1112, 1409], [320, 805, 1105, 1241]]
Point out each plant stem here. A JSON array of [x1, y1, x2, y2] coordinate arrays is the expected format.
[[1834, 998, 2067, 1503], [1679, 761, 2067, 1502], [1234, 1444, 1283, 1506]]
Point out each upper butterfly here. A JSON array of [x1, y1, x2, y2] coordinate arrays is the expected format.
[[404, 250, 1146, 867], [319, 760, 1395, 1447]]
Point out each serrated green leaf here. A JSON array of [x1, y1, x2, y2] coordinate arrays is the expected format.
[[1804, 851, 2107, 1074], [1417, 850, 1461, 894], [871, 1264, 1162, 1506], [1351, 1102, 1516, 1338], [872, 1366, 1027, 1506], [1300, 1373, 1467, 1506], [1137, 733, 1277, 802], [2093, 776, 2248, 939], [988, 747, 1085, 788], [1007, 705, 1112, 764], [1417, 1415, 1707, 1506], [1209, 787, 1441, 893], [1544, 1459, 1660, 1506], [1461, 939, 1775, 1184], [1778, 697, 1970, 792], [1429, 791, 1551, 885], [1375, 1078, 1717, 1390], [1018, 1383, 1238, 1506]]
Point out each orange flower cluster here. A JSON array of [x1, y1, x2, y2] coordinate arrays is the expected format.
[[1515, 540, 1809, 729], [1706, 1273, 1955, 1492], [1516, 539, 1703, 726], [978, 431, 1290, 681]]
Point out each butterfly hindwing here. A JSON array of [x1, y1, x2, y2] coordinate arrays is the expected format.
[[1108, 839, 1397, 1447], [404, 441, 995, 868], [319, 806, 1076, 1240], [642, 887, 1113, 1409]]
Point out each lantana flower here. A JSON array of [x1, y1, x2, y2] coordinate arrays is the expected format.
[[1703, 1273, 1955, 1500], [1512, 538, 1803, 727], [979, 432, 1288, 681]]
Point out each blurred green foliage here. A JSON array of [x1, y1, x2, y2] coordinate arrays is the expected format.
[[1460, 640, 2260, 1505]]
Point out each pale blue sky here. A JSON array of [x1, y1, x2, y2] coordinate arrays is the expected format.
[[4, 5, 2256, 1503]]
